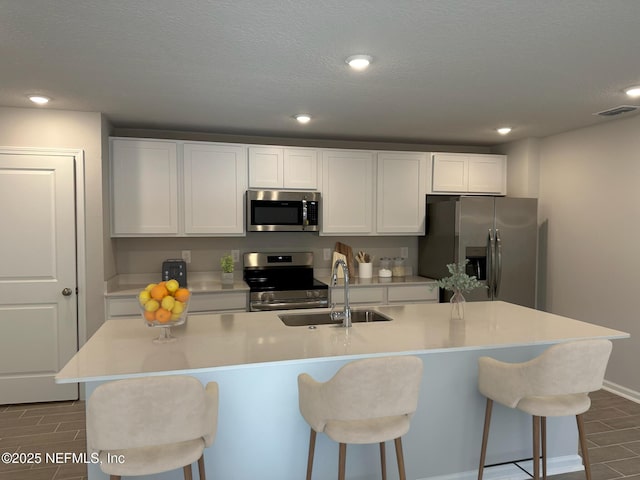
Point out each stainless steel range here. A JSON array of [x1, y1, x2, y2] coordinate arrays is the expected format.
[[243, 252, 328, 311]]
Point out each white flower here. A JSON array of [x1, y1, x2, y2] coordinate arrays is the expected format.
[[434, 260, 485, 293]]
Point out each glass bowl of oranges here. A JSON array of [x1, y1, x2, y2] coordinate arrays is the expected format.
[[138, 279, 191, 343]]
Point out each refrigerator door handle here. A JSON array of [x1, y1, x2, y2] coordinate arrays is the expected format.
[[495, 229, 503, 297], [487, 229, 494, 299]]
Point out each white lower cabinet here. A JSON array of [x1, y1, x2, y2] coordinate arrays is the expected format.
[[331, 287, 385, 305], [330, 282, 438, 305], [106, 291, 248, 319], [387, 284, 437, 303]]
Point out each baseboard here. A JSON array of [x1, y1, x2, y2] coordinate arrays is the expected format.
[[603, 380, 640, 404], [416, 455, 583, 480]]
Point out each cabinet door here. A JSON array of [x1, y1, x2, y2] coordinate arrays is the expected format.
[[431, 153, 468, 193], [184, 142, 247, 235], [467, 155, 506, 194], [321, 150, 374, 234], [248, 146, 283, 188], [376, 152, 427, 234], [283, 148, 318, 189], [110, 138, 178, 236]]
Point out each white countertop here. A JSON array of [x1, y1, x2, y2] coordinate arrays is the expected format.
[[106, 273, 433, 297], [56, 301, 628, 383], [319, 274, 436, 287], [105, 272, 249, 297]]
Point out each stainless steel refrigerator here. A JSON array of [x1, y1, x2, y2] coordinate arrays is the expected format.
[[418, 196, 538, 307]]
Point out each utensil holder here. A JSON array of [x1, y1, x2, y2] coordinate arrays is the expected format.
[[359, 262, 373, 279]]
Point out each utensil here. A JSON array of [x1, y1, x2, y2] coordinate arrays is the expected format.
[[356, 251, 371, 263], [334, 242, 355, 278]]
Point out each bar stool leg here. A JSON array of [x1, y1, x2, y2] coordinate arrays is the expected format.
[[198, 454, 206, 480], [306, 429, 316, 480], [395, 437, 407, 480], [576, 414, 592, 480], [380, 442, 387, 480], [183, 464, 193, 480], [338, 443, 347, 480], [533, 416, 540, 480], [478, 398, 493, 480], [541, 417, 547, 480]]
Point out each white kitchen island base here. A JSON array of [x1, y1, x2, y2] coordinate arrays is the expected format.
[[58, 302, 628, 480]]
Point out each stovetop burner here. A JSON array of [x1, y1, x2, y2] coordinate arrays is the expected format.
[[243, 252, 328, 311]]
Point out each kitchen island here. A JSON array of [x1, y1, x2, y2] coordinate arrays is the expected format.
[[56, 302, 628, 480]]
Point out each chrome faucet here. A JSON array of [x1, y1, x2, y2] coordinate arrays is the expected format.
[[330, 258, 352, 327]]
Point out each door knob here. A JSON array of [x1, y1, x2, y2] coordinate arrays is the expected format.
[[62, 287, 73, 296]]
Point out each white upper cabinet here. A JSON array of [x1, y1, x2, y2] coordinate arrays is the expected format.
[[431, 153, 506, 195], [376, 152, 427, 234], [248, 146, 317, 189], [321, 149, 374, 234], [248, 146, 282, 188], [110, 138, 179, 236], [283, 148, 318, 189], [183, 142, 247, 235], [110, 138, 247, 237]]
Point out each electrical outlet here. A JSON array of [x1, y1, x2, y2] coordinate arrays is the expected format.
[[323, 248, 331, 261], [400, 247, 409, 258], [181, 250, 191, 264], [231, 250, 240, 263]]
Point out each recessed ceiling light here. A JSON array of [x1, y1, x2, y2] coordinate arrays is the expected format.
[[295, 114, 311, 124], [346, 55, 372, 71], [497, 127, 512, 135], [28, 95, 50, 105], [624, 86, 640, 98]]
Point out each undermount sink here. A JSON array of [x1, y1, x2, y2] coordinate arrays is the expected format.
[[279, 310, 392, 327]]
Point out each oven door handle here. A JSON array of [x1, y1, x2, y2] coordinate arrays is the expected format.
[[251, 299, 328, 311]]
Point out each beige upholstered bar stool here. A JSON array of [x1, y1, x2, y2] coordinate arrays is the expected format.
[[298, 355, 423, 480], [477, 339, 613, 480], [87, 375, 219, 480]]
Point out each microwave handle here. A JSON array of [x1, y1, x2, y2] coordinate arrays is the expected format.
[[302, 199, 308, 229]]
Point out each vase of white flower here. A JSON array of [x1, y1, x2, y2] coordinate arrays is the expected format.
[[435, 260, 485, 320]]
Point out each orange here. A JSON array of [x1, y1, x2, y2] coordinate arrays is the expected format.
[[143, 310, 156, 322], [174, 288, 190, 303], [155, 308, 171, 323], [150, 284, 168, 301]]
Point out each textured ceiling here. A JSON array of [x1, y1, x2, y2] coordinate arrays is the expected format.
[[2, 0, 640, 146]]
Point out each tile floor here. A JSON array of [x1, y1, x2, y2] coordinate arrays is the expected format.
[[0, 400, 87, 480], [0, 389, 639, 480]]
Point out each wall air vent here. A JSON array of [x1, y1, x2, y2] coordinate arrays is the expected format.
[[594, 105, 638, 117]]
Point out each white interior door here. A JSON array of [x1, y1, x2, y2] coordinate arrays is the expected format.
[[0, 152, 78, 404]]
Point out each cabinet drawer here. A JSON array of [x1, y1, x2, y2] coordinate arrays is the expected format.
[[106, 297, 140, 318], [189, 292, 247, 312], [331, 287, 385, 304], [388, 284, 438, 303]]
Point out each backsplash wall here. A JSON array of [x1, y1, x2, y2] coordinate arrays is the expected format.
[[113, 234, 419, 277]]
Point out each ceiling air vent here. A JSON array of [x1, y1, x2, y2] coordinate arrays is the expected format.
[[594, 105, 638, 117]]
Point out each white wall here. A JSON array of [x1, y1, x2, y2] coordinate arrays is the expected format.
[[113, 235, 419, 278], [537, 113, 640, 395], [494, 137, 540, 198], [0, 106, 111, 342]]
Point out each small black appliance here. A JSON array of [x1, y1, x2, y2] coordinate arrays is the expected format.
[[162, 259, 187, 287]]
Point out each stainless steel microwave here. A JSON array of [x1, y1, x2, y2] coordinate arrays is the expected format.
[[246, 190, 320, 232]]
